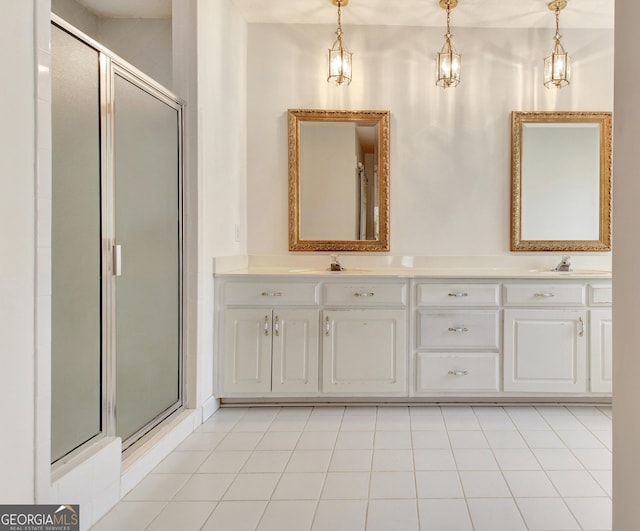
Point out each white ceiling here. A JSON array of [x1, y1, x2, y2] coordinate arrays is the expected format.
[[74, 0, 614, 28]]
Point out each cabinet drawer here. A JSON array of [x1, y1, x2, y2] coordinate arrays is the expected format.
[[417, 310, 499, 350], [417, 353, 499, 392], [503, 284, 585, 306], [324, 283, 407, 306], [589, 284, 612, 306], [223, 282, 320, 306], [417, 283, 500, 307]]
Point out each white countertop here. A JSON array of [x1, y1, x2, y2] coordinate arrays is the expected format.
[[213, 255, 612, 279]]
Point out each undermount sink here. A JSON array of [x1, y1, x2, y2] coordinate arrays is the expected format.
[[528, 268, 611, 275]]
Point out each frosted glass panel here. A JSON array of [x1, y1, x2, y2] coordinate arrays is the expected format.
[[114, 74, 181, 442], [51, 26, 102, 462]]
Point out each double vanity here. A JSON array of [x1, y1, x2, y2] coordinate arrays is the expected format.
[[213, 109, 613, 404], [215, 261, 612, 403]]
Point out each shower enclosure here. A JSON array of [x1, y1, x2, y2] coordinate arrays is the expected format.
[[51, 19, 184, 462]]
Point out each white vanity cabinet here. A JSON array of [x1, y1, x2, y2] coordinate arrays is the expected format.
[[220, 281, 320, 395], [503, 283, 588, 393], [414, 282, 501, 393], [589, 284, 613, 393], [322, 281, 408, 394]]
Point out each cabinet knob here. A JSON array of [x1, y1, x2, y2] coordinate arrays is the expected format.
[[448, 327, 469, 333], [448, 370, 469, 376]]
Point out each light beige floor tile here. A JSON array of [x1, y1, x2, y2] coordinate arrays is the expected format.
[[418, 499, 472, 530], [329, 449, 373, 472], [467, 498, 527, 531], [312, 499, 367, 531], [415, 471, 463, 499], [223, 473, 281, 500], [296, 431, 337, 450], [321, 471, 370, 500], [413, 449, 456, 470], [152, 451, 209, 474], [198, 451, 251, 473], [145, 501, 215, 531], [547, 470, 607, 497], [286, 450, 332, 472], [256, 431, 301, 450], [564, 497, 612, 530], [201, 501, 267, 531], [516, 498, 580, 531], [241, 450, 291, 473], [124, 474, 190, 501], [256, 500, 317, 531], [216, 432, 264, 451], [459, 470, 511, 498], [272, 472, 325, 500], [173, 473, 235, 501], [492, 448, 541, 470], [372, 449, 413, 471], [374, 431, 412, 449], [335, 431, 375, 450], [174, 432, 226, 452], [91, 501, 167, 531], [502, 470, 559, 498], [369, 471, 416, 499], [366, 499, 419, 531]]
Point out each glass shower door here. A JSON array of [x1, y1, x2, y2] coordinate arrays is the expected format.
[[113, 72, 182, 444], [51, 25, 102, 462]]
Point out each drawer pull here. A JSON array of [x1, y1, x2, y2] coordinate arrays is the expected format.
[[448, 292, 469, 298], [325, 315, 330, 336], [354, 292, 375, 297], [274, 315, 280, 336], [448, 370, 469, 376], [534, 292, 555, 298], [264, 315, 270, 336], [448, 327, 469, 333], [578, 316, 584, 337], [261, 291, 282, 297]]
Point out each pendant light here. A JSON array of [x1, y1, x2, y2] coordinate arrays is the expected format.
[[327, 0, 353, 86], [544, 0, 571, 88], [436, 0, 461, 88]]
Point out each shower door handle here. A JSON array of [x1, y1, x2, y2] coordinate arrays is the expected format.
[[113, 245, 122, 276]]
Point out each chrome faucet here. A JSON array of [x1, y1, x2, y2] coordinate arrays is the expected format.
[[329, 254, 344, 271], [553, 254, 572, 272]]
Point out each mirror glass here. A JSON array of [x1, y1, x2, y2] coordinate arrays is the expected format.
[[511, 111, 612, 251], [288, 109, 390, 252]]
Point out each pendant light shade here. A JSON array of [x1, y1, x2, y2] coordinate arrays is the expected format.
[[544, 0, 571, 88], [327, 0, 352, 86], [436, 0, 461, 88]]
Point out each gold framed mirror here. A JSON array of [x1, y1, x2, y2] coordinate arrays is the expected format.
[[288, 109, 390, 252], [511, 111, 612, 252]]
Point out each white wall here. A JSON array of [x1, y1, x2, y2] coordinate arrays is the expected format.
[[0, 0, 36, 503], [613, 1, 640, 528], [247, 24, 614, 256], [197, 0, 248, 401], [52, 0, 173, 89]]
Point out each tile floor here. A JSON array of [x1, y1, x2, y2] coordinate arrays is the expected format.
[[91, 405, 612, 531]]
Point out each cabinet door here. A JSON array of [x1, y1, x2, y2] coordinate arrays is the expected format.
[[504, 309, 587, 392], [272, 309, 319, 393], [223, 309, 272, 393], [323, 309, 406, 393], [590, 309, 612, 393]]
